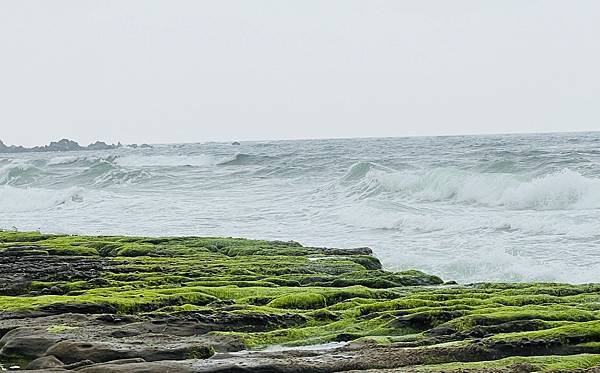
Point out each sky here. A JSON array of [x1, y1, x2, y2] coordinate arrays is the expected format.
[[0, 1, 599, 146]]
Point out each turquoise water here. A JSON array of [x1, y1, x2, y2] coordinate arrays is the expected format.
[[2, 132, 600, 283]]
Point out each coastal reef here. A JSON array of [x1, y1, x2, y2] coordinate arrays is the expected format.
[[1, 231, 600, 371]]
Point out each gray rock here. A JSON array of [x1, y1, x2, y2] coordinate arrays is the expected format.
[[45, 340, 214, 364], [77, 360, 195, 373], [63, 359, 94, 369], [25, 355, 63, 369], [318, 246, 373, 256], [86, 141, 116, 150], [45, 139, 82, 152], [0, 139, 120, 154], [0, 327, 61, 360]]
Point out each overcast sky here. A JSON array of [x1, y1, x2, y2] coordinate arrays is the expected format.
[[0, 1, 599, 146]]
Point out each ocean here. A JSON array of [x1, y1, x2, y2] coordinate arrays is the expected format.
[[1, 132, 599, 284]]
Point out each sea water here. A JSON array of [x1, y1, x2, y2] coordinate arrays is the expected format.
[[1, 132, 599, 283]]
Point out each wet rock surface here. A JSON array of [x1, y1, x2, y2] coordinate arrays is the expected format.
[[1, 232, 600, 372]]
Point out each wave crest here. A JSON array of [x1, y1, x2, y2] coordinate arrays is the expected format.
[[0, 186, 84, 212], [217, 153, 277, 166], [0, 162, 44, 185], [339, 164, 600, 210], [116, 154, 217, 167]]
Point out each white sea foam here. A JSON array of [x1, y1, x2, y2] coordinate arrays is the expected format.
[[116, 154, 219, 167], [0, 161, 40, 184], [0, 185, 84, 212], [1, 134, 599, 284], [47, 155, 80, 165], [357, 167, 600, 210]]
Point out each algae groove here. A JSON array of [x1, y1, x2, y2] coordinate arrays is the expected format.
[[1, 231, 600, 372]]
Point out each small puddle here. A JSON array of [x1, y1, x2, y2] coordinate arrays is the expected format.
[[1, 362, 18, 371], [224, 341, 348, 356], [261, 342, 348, 352], [1, 358, 27, 371]]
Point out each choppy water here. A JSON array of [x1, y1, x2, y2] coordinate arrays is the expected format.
[[2, 132, 600, 283]]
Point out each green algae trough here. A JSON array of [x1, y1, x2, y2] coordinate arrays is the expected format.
[[1, 231, 600, 372]]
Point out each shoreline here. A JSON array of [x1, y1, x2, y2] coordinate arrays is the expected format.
[[1, 231, 600, 372]]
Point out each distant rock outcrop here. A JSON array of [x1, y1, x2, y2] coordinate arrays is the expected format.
[[0, 139, 123, 154], [46, 139, 83, 152], [0, 140, 26, 153], [86, 141, 114, 151]]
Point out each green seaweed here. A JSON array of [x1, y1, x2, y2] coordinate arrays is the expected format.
[[2, 231, 600, 371]]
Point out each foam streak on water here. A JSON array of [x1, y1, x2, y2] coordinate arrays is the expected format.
[[1, 133, 600, 283]]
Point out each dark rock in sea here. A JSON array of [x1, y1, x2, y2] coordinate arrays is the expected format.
[[0, 140, 26, 153], [231, 141, 241, 145], [87, 141, 116, 150], [45, 138, 83, 151], [0, 138, 122, 153]]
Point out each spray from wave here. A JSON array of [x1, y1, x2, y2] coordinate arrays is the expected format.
[[0, 185, 84, 212], [337, 162, 600, 210]]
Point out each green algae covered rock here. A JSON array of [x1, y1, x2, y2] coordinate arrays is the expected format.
[[267, 293, 327, 309], [2, 230, 600, 372]]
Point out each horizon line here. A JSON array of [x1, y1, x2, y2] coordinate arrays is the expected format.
[[3, 128, 599, 148]]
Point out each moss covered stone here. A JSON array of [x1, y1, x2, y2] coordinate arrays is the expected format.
[[2, 231, 600, 371]]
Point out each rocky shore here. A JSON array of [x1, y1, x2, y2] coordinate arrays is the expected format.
[[1, 231, 600, 372]]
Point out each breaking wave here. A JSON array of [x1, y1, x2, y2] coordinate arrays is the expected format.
[[2, 134, 600, 284], [0, 156, 154, 187], [116, 154, 218, 167], [217, 153, 278, 166], [0, 185, 84, 212], [0, 162, 44, 185], [339, 163, 600, 210]]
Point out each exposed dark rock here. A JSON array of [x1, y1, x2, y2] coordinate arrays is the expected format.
[[0, 254, 108, 296], [2, 231, 600, 372], [86, 141, 114, 150], [0, 327, 62, 360], [318, 247, 373, 256], [45, 340, 214, 364], [40, 303, 118, 315], [391, 311, 464, 331], [25, 355, 64, 370], [46, 139, 82, 152], [63, 359, 95, 369], [77, 360, 195, 373], [95, 314, 137, 324]]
